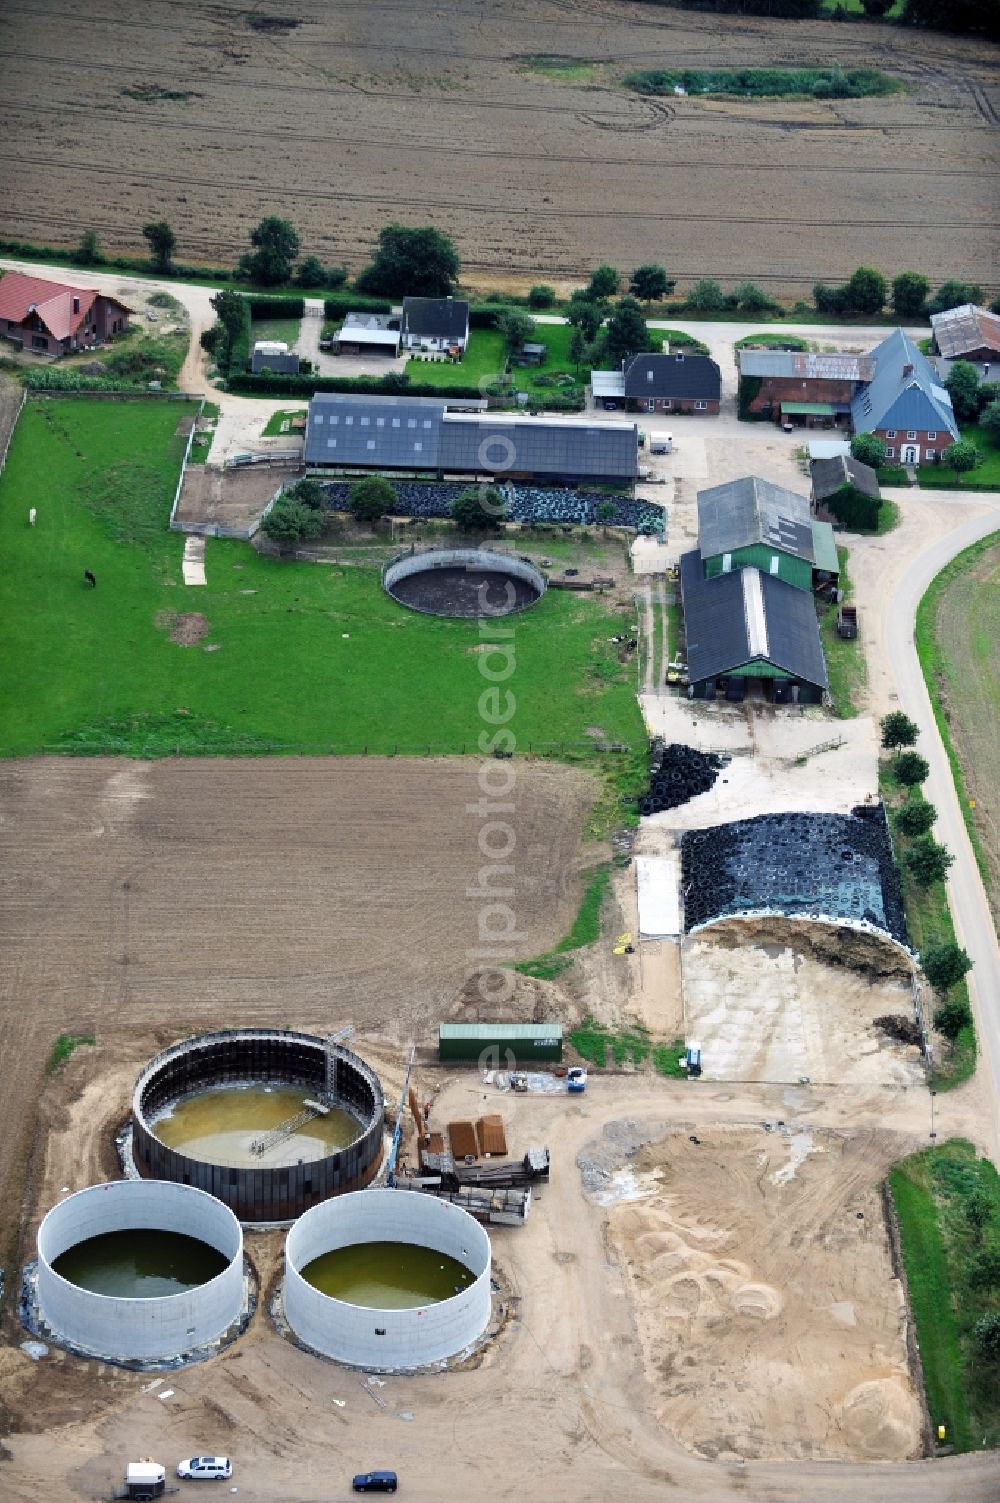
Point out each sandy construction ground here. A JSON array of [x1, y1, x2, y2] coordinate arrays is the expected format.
[[0, 0, 997, 292], [0, 756, 597, 1266], [680, 937, 924, 1086], [608, 1125, 924, 1462]]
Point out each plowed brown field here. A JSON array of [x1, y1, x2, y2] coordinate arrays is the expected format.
[[0, 0, 997, 294], [0, 756, 596, 1265]]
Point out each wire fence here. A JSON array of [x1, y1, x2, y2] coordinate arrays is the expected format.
[[0, 385, 27, 481], [21, 739, 638, 760]]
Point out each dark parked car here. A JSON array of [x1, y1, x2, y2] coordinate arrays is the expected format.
[[353, 1473, 398, 1494]]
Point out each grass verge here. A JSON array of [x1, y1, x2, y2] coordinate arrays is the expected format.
[[262, 407, 307, 437], [47, 1032, 95, 1072], [569, 1017, 686, 1076], [817, 545, 865, 718], [889, 1139, 1000, 1451], [880, 759, 976, 1089], [515, 866, 611, 979]]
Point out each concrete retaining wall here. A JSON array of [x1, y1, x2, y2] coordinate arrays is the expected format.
[[36, 1180, 244, 1361], [284, 1188, 491, 1368]]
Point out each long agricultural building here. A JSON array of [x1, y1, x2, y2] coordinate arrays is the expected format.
[[304, 394, 639, 486]]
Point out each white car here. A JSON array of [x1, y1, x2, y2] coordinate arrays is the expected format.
[[176, 1458, 232, 1482]]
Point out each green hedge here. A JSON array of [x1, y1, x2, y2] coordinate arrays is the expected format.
[[823, 482, 880, 531], [323, 293, 394, 319], [226, 372, 484, 398], [247, 295, 304, 319]]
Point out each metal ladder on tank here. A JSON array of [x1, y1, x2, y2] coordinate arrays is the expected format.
[[248, 1025, 355, 1158]]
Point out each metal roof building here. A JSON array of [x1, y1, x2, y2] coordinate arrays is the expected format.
[[738, 349, 875, 382], [304, 395, 638, 483], [697, 476, 814, 563], [679, 548, 828, 700], [811, 454, 880, 503], [930, 303, 1000, 362], [438, 1022, 563, 1064], [851, 328, 959, 439]]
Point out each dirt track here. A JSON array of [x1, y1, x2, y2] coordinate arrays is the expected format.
[[0, 756, 597, 1263], [0, 0, 997, 292]]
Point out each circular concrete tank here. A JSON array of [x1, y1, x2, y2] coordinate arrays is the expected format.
[[284, 1189, 491, 1368], [131, 1030, 384, 1224], [36, 1180, 244, 1362], [383, 547, 546, 618]]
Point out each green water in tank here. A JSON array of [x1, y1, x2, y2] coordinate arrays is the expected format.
[[52, 1230, 227, 1297], [152, 1085, 359, 1167], [301, 1241, 476, 1308]]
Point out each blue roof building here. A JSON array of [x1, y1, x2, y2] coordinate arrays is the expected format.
[[851, 328, 958, 445]]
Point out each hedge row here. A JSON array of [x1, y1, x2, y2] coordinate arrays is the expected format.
[[226, 372, 484, 398], [248, 295, 304, 319]]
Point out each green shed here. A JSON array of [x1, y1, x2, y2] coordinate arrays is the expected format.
[[438, 1022, 563, 1065], [697, 475, 816, 593]]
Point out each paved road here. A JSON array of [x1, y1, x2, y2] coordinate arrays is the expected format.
[[886, 503, 1000, 1152]]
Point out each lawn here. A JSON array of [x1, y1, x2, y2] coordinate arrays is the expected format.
[[0, 398, 646, 757], [250, 315, 301, 348], [262, 407, 307, 437], [889, 1140, 1000, 1451], [406, 329, 506, 390], [188, 400, 219, 465], [918, 424, 1000, 490], [734, 332, 808, 352]]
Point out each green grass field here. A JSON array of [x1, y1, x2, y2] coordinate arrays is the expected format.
[[0, 398, 646, 758], [407, 330, 506, 389], [818, 545, 865, 718], [890, 1140, 1000, 1451], [918, 425, 1000, 490], [262, 407, 307, 437], [250, 315, 302, 348]]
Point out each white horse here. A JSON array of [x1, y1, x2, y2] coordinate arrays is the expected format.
[[28, 507, 36, 526]]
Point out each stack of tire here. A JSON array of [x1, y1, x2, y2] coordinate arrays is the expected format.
[[637, 741, 724, 817]]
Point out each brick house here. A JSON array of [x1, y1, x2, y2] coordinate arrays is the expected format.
[[851, 328, 958, 465], [0, 271, 131, 356], [738, 349, 873, 428], [592, 352, 721, 413]]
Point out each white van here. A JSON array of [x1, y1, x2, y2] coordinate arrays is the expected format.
[[649, 433, 673, 455]]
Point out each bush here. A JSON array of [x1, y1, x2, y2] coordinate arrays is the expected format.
[[981, 399, 1000, 443], [851, 432, 887, 468], [824, 482, 879, 531], [813, 282, 848, 316], [933, 995, 973, 1041], [945, 361, 983, 424], [528, 284, 556, 309], [921, 942, 972, 993], [843, 265, 887, 315], [892, 270, 930, 318], [895, 750, 929, 786], [971, 1311, 1000, 1364], [286, 478, 326, 511], [261, 495, 323, 547], [451, 486, 506, 531], [906, 835, 954, 886], [895, 800, 937, 837], [349, 476, 397, 523], [967, 1246, 1000, 1289], [685, 278, 726, 312]]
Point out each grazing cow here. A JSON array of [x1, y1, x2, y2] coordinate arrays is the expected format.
[[84, 569, 97, 588], [28, 508, 36, 526]]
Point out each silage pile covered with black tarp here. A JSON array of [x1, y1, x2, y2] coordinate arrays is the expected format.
[[638, 742, 724, 815], [680, 805, 908, 947]]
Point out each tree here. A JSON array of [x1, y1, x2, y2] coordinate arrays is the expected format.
[[77, 229, 102, 265], [261, 495, 323, 548], [861, 0, 894, 14], [944, 439, 980, 473], [528, 284, 556, 309], [945, 360, 983, 423], [891, 271, 930, 318], [964, 1189, 993, 1236], [972, 1311, 1000, 1364], [629, 264, 674, 302], [604, 296, 649, 363], [813, 282, 847, 316], [981, 399, 1000, 443], [496, 308, 535, 354], [927, 279, 983, 316], [733, 281, 776, 313], [686, 278, 726, 312], [921, 942, 972, 993], [286, 478, 326, 511], [933, 995, 972, 1041], [451, 486, 506, 532], [895, 800, 937, 837], [567, 295, 607, 343], [586, 265, 620, 300], [595, 501, 617, 523], [355, 224, 460, 298], [843, 266, 887, 316], [569, 326, 589, 371], [851, 432, 887, 468], [881, 710, 919, 753], [968, 1246, 1000, 1289], [237, 216, 301, 285], [295, 255, 327, 288], [142, 220, 176, 273], [348, 476, 397, 523], [895, 750, 929, 786], [906, 835, 954, 886]]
